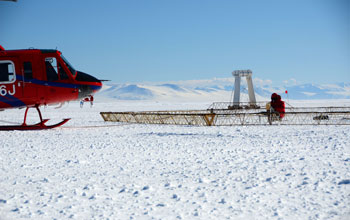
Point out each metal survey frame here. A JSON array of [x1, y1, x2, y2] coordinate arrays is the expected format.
[[100, 103, 350, 126], [101, 110, 217, 126]]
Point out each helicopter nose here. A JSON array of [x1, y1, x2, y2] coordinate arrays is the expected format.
[[75, 71, 102, 99]]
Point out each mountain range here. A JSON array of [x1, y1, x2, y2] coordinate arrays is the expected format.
[[96, 77, 350, 102]]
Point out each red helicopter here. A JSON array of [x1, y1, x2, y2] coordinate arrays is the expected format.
[[0, 45, 102, 130]]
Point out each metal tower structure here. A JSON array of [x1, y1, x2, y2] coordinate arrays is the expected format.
[[232, 70, 257, 108]]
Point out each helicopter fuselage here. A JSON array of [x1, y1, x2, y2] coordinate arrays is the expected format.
[[0, 47, 102, 109]]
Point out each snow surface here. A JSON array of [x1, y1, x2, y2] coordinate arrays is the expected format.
[[1, 100, 350, 220]]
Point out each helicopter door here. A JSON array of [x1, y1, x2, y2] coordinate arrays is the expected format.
[[21, 60, 37, 99]]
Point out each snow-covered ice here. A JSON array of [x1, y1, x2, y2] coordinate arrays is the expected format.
[[0, 100, 349, 219]]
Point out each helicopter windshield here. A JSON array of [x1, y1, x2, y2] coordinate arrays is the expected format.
[[61, 55, 77, 77]]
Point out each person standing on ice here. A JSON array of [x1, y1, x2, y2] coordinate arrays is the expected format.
[[266, 93, 285, 119]]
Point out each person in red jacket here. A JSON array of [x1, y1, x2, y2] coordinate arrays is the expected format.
[[270, 93, 285, 118]]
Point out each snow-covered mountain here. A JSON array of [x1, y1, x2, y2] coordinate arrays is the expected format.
[[97, 78, 350, 101]]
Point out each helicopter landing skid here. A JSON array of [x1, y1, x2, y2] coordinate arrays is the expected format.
[[0, 119, 70, 131], [0, 106, 70, 131]]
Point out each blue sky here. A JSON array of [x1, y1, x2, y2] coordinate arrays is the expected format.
[[1, 0, 349, 84]]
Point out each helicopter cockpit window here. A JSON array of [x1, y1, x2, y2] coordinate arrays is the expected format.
[[58, 63, 69, 80], [0, 61, 16, 83], [45, 57, 58, 81], [61, 55, 77, 77]]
